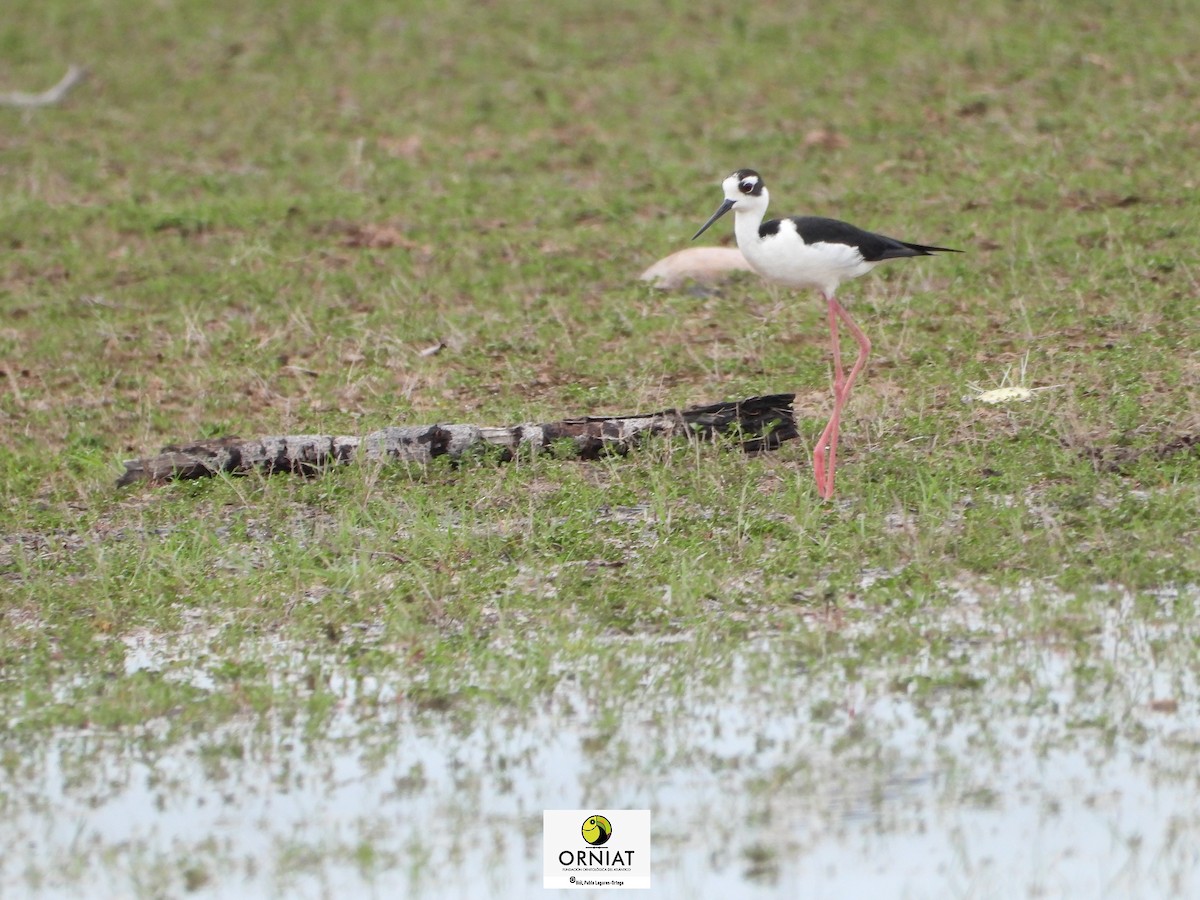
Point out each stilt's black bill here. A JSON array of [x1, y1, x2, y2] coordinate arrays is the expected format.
[[692, 198, 735, 240]]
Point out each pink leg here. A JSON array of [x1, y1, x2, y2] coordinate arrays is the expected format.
[[812, 400, 842, 499], [812, 294, 871, 500], [827, 299, 845, 398], [812, 296, 842, 499], [833, 297, 871, 406], [813, 297, 844, 498]]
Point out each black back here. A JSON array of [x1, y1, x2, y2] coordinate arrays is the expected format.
[[759, 216, 960, 260]]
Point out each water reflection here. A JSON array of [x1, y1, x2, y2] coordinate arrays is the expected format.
[[4, 587, 1199, 898]]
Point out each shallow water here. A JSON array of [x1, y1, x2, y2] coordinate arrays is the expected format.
[[4, 587, 1200, 898]]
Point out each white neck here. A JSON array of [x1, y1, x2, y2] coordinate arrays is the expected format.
[[733, 202, 767, 247]]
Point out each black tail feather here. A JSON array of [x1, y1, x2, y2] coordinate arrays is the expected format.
[[897, 241, 963, 256]]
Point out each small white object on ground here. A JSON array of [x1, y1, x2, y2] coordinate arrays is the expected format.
[[0, 65, 87, 108], [639, 246, 754, 289], [974, 386, 1035, 404]]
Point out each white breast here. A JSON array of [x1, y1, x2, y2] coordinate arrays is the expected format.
[[736, 218, 878, 295]]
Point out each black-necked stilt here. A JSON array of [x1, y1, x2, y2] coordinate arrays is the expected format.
[[693, 168, 960, 500]]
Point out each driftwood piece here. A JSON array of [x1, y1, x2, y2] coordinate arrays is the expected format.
[[0, 66, 87, 109], [117, 394, 798, 487]]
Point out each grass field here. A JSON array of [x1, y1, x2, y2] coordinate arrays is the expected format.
[[2, 0, 1199, 896]]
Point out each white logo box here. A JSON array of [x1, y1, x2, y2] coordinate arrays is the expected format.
[[543, 809, 651, 889]]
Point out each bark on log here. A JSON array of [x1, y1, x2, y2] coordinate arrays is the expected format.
[[117, 394, 798, 487]]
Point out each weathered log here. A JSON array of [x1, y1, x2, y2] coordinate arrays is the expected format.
[[116, 394, 798, 487]]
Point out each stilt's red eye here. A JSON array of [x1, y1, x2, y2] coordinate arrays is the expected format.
[[739, 180, 756, 194]]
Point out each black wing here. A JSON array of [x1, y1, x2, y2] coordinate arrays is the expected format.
[[761, 216, 960, 261]]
